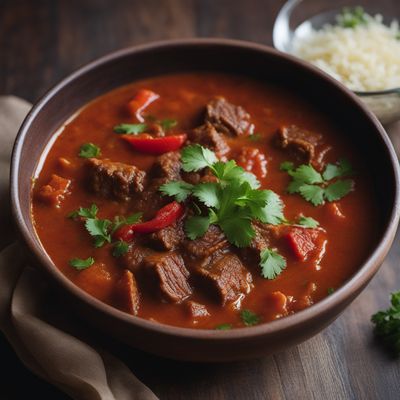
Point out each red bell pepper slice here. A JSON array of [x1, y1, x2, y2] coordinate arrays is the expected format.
[[122, 134, 187, 155], [114, 201, 185, 242], [284, 227, 321, 261], [128, 89, 159, 122]]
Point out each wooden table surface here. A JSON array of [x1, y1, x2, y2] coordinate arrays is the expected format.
[[1, 0, 399, 398]]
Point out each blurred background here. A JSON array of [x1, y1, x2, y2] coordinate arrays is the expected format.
[[0, 0, 286, 102]]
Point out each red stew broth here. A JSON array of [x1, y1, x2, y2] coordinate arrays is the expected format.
[[31, 72, 379, 329]]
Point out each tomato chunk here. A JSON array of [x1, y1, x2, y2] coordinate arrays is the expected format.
[[122, 134, 187, 154], [114, 201, 185, 241], [284, 227, 322, 261], [128, 89, 159, 122], [37, 174, 71, 207]]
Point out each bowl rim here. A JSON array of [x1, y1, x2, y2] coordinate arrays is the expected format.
[[272, 0, 400, 95], [10, 37, 400, 340]]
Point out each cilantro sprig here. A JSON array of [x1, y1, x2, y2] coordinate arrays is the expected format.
[[68, 204, 141, 254], [160, 145, 285, 249], [79, 143, 101, 158], [113, 123, 147, 134], [372, 291, 400, 357], [336, 6, 368, 28], [283, 159, 354, 206], [69, 257, 94, 270], [160, 145, 287, 279], [241, 309, 261, 326]]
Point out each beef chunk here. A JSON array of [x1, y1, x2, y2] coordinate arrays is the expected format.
[[149, 219, 185, 251], [37, 174, 71, 207], [120, 242, 154, 273], [114, 269, 140, 315], [151, 151, 181, 181], [143, 252, 192, 303], [87, 158, 146, 201], [274, 125, 322, 164], [205, 97, 253, 137], [185, 301, 210, 319], [184, 225, 229, 258], [196, 253, 252, 305], [189, 122, 230, 157]]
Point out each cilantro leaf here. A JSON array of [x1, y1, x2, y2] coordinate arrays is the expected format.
[[289, 164, 323, 184], [280, 161, 294, 172], [159, 181, 194, 202], [215, 323, 232, 330], [297, 215, 319, 228], [260, 248, 287, 279], [113, 123, 147, 134], [256, 190, 285, 225], [112, 212, 142, 233], [248, 133, 261, 142], [69, 257, 94, 270], [212, 160, 260, 189], [181, 144, 218, 172], [327, 287, 335, 295], [79, 143, 101, 158], [324, 180, 354, 202], [336, 6, 368, 28], [323, 159, 353, 181], [219, 212, 254, 248], [371, 291, 400, 356], [160, 118, 177, 130], [240, 309, 261, 326], [299, 184, 325, 206], [184, 215, 211, 240], [192, 183, 220, 208], [68, 204, 98, 220], [85, 218, 112, 248], [112, 240, 129, 257]]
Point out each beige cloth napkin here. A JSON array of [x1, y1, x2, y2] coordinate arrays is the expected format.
[[0, 96, 158, 400]]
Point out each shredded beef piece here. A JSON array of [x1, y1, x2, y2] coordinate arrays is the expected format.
[[114, 269, 140, 315], [189, 122, 230, 157], [185, 301, 210, 319], [151, 151, 181, 181], [149, 219, 185, 251], [196, 253, 252, 305], [120, 241, 155, 273], [184, 225, 229, 258], [205, 97, 253, 136], [143, 252, 192, 303], [274, 125, 322, 164], [87, 158, 146, 201]]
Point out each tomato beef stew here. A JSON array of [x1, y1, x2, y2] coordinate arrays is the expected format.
[[31, 73, 379, 330]]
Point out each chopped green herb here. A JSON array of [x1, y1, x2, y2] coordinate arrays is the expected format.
[[240, 309, 261, 327], [69, 257, 94, 270], [280, 161, 294, 172], [283, 160, 354, 206], [297, 215, 319, 228], [327, 287, 335, 295], [160, 118, 177, 130], [260, 248, 287, 279], [112, 212, 142, 233], [85, 218, 112, 248], [112, 240, 129, 257], [79, 143, 101, 158], [336, 6, 368, 28], [371, 291, 400, 356], [159, 181, 194, 202], [68, 204, 98, 220], [113, 123, 147, 134], [160, 145, 286, 277], [248, 133, 261, 142], [215, 323, 232, 330]]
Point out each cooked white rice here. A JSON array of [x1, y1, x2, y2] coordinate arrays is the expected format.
[[292, 14, 400, 92]]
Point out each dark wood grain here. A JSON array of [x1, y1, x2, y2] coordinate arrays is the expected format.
[[1, 1, 399, 399]]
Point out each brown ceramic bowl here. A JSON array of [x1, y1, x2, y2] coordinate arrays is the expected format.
[[10, 39, 400, 362]]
